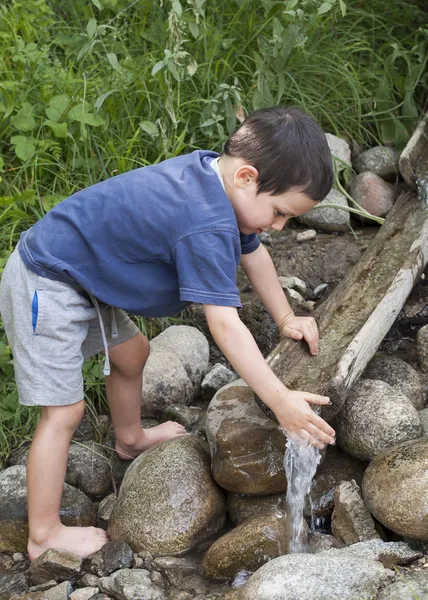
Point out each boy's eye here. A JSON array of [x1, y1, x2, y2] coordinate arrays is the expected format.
[[276, 210, 286, 218]]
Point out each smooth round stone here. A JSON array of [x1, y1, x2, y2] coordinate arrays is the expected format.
[[108, 436, 226, 555], [362, 437, 428, 539], [353, 146, 399, 180]]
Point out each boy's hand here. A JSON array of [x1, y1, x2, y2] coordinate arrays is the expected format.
[[279, 313, 320, 355], [275, 390, 335, 449]]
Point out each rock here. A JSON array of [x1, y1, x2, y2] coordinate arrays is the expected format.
[[363, 356, 425, 410], [227, 492, 286, 525], [206, 381, 287, 494], [353, 146, 400, 180], [278, 275, 307, 295], [96, 494, 117, 526], [151, 556, 198, 576], [308, 532, 344, 553], [258, 232, 273, 246], [313, 283, 328, 299], [377, 571, 428, 599], [149, 325, 209, 389], [305, 445, 366, 518], [30, 549, 82, 585], [201, 364, 237, 401], [13, 553, 26, 563], [76, 574, 100, 588], [0, 466, 94, 552], [10, 581, 73, 600], [331, 480, 380, 544], [0, 573, 28, 600], [72, 411, 97, 443], [70, 588, 99, 600], [300, 188, 350, 233], [141, 349, 194, 417], [108, 436, 225, 555], [162, 405, 202, 429], [417, 324, 428, 373], [336, 379, 423, 461], [296, 229, 316, 242], [99, 569, 166, 600], [283, 287, 307, 310], [227, 553, 394, 599], [349, 172, 397, 219], [362, 437, 428, 539], [325, 133, 352, 168], [102, 542, 133, 576], [28, 582, 58, 593], [321, 539, 422, 568], [201, 513, 289, 580], [420, 407, 428, 435], [150, 571, 166, 588]]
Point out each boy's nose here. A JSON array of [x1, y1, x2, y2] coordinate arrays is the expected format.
[[271, 217, 288, 231]]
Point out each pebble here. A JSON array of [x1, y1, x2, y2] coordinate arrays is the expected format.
[[297, 229, 317, 242]]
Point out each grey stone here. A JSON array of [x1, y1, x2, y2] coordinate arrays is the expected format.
[[66, 442, 112, 499], [417, 324, 428, 373], [349, 172, 398, 219], [363, 355, 425, 410], [325, 133, 352, 168], [201, 364, 236, 401], [296, 229, 316, 242], [102, 542, 133, 576], [377, 570, 428, 599], [149, 571, 165, 588], [0, 573, 28, 600], [321, 539, 422, 568], [420, 407, 428, 436], [30, 549, 82, 585], [362, 437, 428, 539], [353, 145, 400, 180], [331, 480, 380, 544], [99, 569, 166, 600], [108, 436, 225, 555], [258, 231, 273, 246], [227, 553, 394, 599], [300, 188, 350, 233], [162, 405, 202, 429], [96, 494, 117, 525], [70, 589, 99, 600], [308, 532, 344, 553], [76, 574, 100, 589], [11, 581, 73, 600], [28, 581, 58, 593], [336, 379, 423, 461], [150, 556, 197, 576], [0, 466, 94, 552]]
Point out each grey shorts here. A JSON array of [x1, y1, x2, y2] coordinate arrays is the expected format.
[[0, 246, 140, 407]]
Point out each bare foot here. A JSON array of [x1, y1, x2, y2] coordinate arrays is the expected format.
[[115, 421, 189, 460], [27, 524, 109, 561]]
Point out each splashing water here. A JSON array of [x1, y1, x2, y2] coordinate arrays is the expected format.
[[283, 434, 321, 553]]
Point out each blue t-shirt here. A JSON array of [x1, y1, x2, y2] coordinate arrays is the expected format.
[[19, 150, 260, 316]]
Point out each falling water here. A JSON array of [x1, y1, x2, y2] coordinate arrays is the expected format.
[[283, 434, 321, 553]]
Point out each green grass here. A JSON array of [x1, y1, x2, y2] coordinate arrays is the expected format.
[[0, 0, 427, 464]]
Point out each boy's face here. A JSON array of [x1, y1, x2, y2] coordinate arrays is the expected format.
[[229, 164, 318, 235]]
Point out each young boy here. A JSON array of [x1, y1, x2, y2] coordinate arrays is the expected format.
[[0, 106, 336, 561]]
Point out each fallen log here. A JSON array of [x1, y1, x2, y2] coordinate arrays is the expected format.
[[261, 116, 428, 421]]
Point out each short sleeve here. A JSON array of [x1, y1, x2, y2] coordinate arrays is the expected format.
[[173, 231, 242, 307], [240, 232, 260, 254]]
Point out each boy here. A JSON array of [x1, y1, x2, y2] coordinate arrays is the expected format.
[[0, 106, 336, 561]]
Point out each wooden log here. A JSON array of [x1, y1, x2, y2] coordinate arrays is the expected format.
[[260, 188, 428, 421]]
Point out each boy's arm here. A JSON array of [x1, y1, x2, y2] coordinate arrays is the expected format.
[[204, 304, 335, 448], [240, 244, 319, 355]]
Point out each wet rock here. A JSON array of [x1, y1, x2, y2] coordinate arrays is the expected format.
[[308, 532, 344, 553], [151, 556, 198, 577], [417, 324, 428, 373], [206, 381, 287, 494], [109, 436, 225, 555], [226, 553, 394, 599], [96, 494, 117, 527], [201, 364, 236, 401], [336, 380, 423, 461], [363, 356, 425, 410], [331, 480, 380, 544], [353, 146, 400, 180], [70, 589, 99, 600], [30, 549, 81, 585], [99, 569, 166, 600], [0, 466, 94, 552], [321, 539, 422, 568], [201, 513, 289, 580], [377, 571, 428, 599], [349, 172, 397, 219], [0, 573, 28, 599], [300, 188, 350, 233], [305, 445, 366, 518], [362, 437, 428, 539], [325, 133, 352, 168], [162, 405, 202, 429], [227, 492, 287, 525], [150, 326, 209, 389]]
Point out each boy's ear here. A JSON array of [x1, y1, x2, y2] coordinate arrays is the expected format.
[[233, 164, 258, 188]]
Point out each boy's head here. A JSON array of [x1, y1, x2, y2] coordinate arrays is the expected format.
[[219, 106, 333, 235]]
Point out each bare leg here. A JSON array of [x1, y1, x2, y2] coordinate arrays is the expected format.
[[106, 333, 188, 460], [27, 400, 109, 560]]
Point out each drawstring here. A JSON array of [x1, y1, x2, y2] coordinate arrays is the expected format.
[[90, 295, 117, 377]]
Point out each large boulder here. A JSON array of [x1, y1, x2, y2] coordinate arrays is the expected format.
[[0, 466, 94, 552], [336, 379, 423, 461], [108, 436, 225, 555], [363, 356, 425, 410], [206, 381, 287, 494], [300, 188, 350, 233], [201, 513, 289, 580], [353, 145, 400, 180], [225, 553, 394, 600], [362, 437, 428, 539]]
